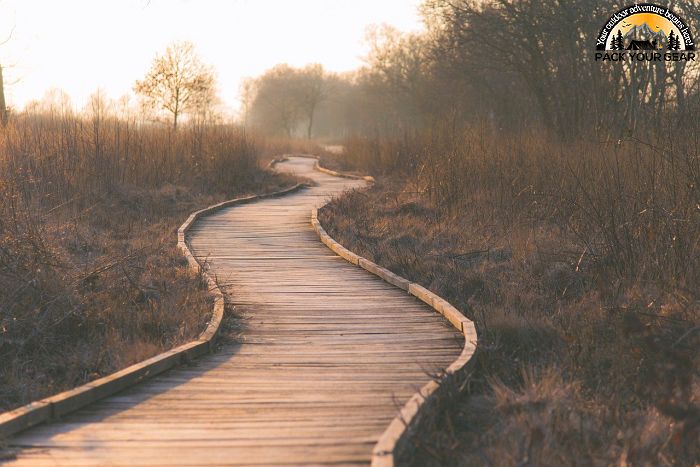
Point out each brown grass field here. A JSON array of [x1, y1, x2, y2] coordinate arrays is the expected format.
[[0, 111, 301, 411], [319, 128, 700, 465]]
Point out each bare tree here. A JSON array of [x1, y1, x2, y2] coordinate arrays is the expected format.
[[0, 65, 8, 127], [245, 64, 328, 138], [297, 64, 326, 139], [134, 41, 215, 131], [239, 78, 256, 128], [247, 64, 303, 137], [361, 25, 431, 133], [0, 25, 16, 127]]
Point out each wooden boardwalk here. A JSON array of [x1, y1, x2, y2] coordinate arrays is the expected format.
[[6, 157, 462, 465]]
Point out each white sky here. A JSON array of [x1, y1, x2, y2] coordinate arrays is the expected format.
[[0, 0, 424, 115]]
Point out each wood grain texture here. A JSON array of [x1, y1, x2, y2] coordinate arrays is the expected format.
[[4, 156, 462, 465], [310, 197, 477, 467], [0, 181, 303, 441]]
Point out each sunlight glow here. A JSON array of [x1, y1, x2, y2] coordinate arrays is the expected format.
[[0, 0, 424, 115]]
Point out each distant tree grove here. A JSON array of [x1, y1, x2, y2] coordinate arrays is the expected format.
[[242, 64, 326, 139], [243, 0, 700, 140]]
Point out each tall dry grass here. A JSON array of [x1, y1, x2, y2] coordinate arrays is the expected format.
[[320, 127, 700, 465], [0, 110, 296, 411], [3, 111, 261, 200], [343, 127, 700, 289]]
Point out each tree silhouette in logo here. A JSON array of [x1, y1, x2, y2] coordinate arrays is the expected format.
[[610, 29, 624, 50], [668, 31, 681, 50]]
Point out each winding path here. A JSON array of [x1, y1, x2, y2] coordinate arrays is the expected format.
[[7, 157, 462, 465]]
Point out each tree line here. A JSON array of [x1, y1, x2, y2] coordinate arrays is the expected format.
[[241, 64, 326, 138], [12, 41, 219, 132], [244, 0, 700, 140]]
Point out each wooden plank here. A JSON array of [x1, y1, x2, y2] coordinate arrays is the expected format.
[[5, 156, 465, 466], [0, 402, 52, 439], [305, 162, 477, 467], [358, 258, 410, 291], [0, 182, 306, 441]]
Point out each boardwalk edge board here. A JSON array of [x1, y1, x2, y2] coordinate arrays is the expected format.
[[269, 153, 375, 182], [0, 180, 306, 439], [308, 165, 477, 467]]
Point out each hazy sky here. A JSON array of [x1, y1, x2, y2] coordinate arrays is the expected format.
[[0, 0, 423, 115]]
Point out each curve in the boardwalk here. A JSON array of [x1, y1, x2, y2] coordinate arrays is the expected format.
[[5, 156, 462, 465]]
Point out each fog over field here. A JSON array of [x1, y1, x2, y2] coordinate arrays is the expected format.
[[0, 0, 422, 114]]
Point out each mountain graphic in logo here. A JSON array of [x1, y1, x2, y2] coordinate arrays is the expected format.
[[623, 22, 667, 48], [610, 21, 680, 50]]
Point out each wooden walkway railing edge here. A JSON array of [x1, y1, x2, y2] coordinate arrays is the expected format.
[[2, 152, 477, 467], [0, 181, 307, 439], [268, 153, 375, 183], [309, 175, 478, 467]]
